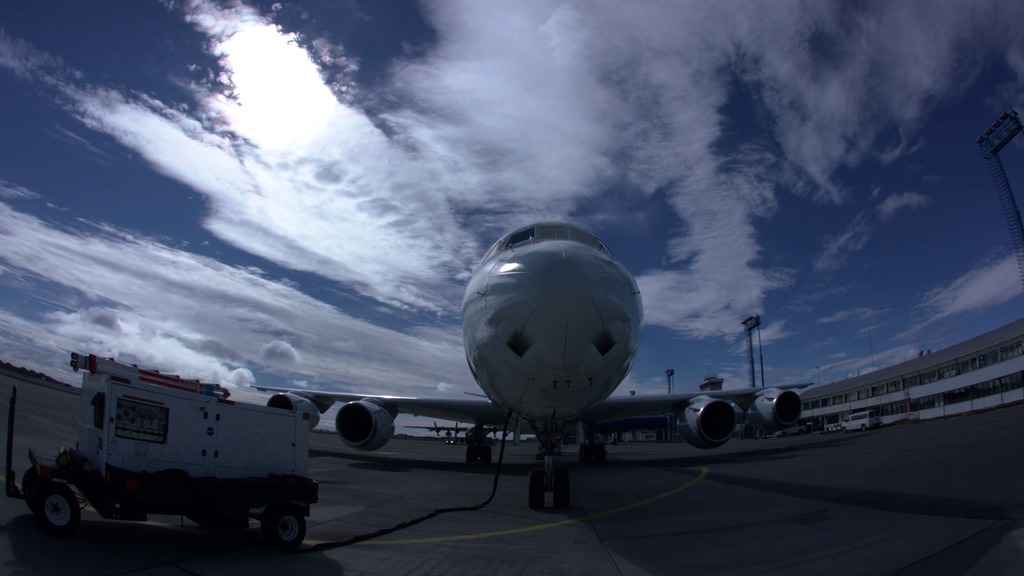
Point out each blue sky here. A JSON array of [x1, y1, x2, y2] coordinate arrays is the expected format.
[[2, 1, 1024, 425]]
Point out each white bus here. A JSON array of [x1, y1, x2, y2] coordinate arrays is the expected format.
[[841, 410, 880, 433]]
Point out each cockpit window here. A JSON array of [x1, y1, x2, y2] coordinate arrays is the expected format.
[[485, 223, 613, 259], [504, 227, 536, 249]]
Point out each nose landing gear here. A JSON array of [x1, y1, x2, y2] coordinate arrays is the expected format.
[[528, 435, 570, 509]]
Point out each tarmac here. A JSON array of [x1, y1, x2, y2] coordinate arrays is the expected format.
[[1, 374, 1022, 575]]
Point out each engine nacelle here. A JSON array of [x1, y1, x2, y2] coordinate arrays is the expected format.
[[678, 396, 737, 449], [266, 393, 321, 429], [335, 399, 395, 451], [746, 388, 802, 431]]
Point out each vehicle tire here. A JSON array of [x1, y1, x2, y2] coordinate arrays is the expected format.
[[466, 445, 477, 463], [261, 507, 306, 551], [482, 445, 492, 464], [21, 467, 40, 512], [861, 424, 867, 431], [31, 481, 80, 537], [553, 468, 570, 509], [528, 469, 545, 510]]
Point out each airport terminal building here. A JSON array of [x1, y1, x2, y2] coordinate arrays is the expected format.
[[799, 316, 1024, 429]]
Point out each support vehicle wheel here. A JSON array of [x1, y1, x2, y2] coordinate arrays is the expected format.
[[482, 445, 492, 464], [466, 445, 477, 463], [21, 467, 39, 512], [261, 506, 307, 550], [31, 481, 80, 537], [553, 467, 570, 509], [528, 469, 545, 510]]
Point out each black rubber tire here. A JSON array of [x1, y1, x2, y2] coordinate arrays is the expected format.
[[528, 469, 545, 510], [21, 467, 40, 512], [261, 507, 307, 551], [553, 468, 570, 509], [482, 445, 492, 464], [466, 445, 477, 463], [31, 481, 80, 537]]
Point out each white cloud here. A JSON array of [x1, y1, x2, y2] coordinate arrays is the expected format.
[[261, 340, 299, 364], [817, 307, 887, 324], [0, 201, 468, 394], [877, 192, 930, 221], [918, 255, 1021, 321], [0, 179, 40, 200], [814, 212, 873, 273]]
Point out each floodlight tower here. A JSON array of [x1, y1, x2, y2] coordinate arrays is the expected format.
[[742, 315, 762, 388], [976, 110, 1024, 290]]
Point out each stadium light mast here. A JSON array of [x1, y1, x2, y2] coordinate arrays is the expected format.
[[742, 315, 762, 388], [976, 110, 1024, 290], [665, 368, 675, 394]]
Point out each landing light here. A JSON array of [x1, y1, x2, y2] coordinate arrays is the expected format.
[[498, 263, 522, 273]]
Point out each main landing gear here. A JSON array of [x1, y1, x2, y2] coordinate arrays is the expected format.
[[528, 433, 570, 509]]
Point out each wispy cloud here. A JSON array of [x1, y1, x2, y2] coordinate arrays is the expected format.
[[818, 307, 887, 324], [877, 191, 930, 221], [0, 179, 40, 200], [814, 212, 873, 273], [917, 254, 1021, 321], [0, 201, 468, 394]]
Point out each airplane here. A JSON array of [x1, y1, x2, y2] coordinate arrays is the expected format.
[[258, 222, 805, 509], [405, 420, 466, 442]]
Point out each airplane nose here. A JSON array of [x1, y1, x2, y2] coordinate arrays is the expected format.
[[489, 243, 627, 370]]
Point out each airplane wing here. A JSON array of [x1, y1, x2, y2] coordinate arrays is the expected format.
[[584, 383, 812, 423], [252, 386, 510, 426], [255, 382, 809, 427]]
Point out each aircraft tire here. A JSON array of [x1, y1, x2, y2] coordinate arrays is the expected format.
[[528, 469, 545, 510], [553, 468, 570, 509]]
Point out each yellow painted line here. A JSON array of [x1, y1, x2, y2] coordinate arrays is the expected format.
[[361, 466, 710, 545]]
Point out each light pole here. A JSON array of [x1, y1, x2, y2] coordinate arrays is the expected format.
[[742, 315, 761, 388]]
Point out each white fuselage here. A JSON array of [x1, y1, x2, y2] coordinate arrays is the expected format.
[[462, 223, 643, 427]]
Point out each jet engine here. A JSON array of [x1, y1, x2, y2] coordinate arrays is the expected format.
[[266, 393, 321, 429], [746, 388, 801, 431], [678, 396, 737, 449], [335, 399, 396, 451]]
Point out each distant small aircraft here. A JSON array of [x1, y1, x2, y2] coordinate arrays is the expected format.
[[259, 222, 807, 509], [405, 421, 504, 447]]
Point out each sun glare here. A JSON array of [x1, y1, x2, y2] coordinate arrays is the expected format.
[[213, 23, 339, 151]]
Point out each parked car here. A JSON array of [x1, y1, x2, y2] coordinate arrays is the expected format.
[[842, 410, 880, 433], [774, 425, 805, 437]]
